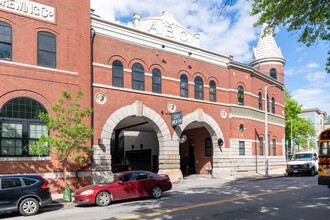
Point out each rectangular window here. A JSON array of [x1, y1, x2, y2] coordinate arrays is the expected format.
[[272, 139, 276, 156], [239, 141, 245, 155], [259, 137, 263, 156], [1, 122, 23, 156], [205, 138, 212, 157], [38, 32, 56, 68], [28, 123, 48, 156], [180, 81, 188, 97], [0, 22, 12, 61]]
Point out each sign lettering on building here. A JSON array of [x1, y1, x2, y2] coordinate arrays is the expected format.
[[0, 0, 55, 22], [134, 10, 200, 47]]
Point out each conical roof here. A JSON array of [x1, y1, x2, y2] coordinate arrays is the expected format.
[[251, 24, 283, 61]]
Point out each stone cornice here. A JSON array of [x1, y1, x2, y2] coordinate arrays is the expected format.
[[227, 61, 285, 89]]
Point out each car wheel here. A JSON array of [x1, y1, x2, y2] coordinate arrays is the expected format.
[[310, 167, 315, 176], [151, 185, 162, 198], [288, 173, 293, 177], [96, 191, 111, 206], [19, 198, 39, 216]]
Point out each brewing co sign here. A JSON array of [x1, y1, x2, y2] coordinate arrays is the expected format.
[[0, 0, 55, 22]]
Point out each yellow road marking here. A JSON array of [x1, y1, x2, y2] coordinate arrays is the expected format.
[[115, 184, 317, 220]]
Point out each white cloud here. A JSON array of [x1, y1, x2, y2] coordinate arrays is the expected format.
[[305, 71, 326, 82], [298, 58, 303, 62], [292, 88, 330, 113], [91, 0, 259, 64], [305, 62, 320, 69]]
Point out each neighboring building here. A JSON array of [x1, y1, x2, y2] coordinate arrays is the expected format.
[[324, 119, 330, 130], [0, 0, 91, 192], [299, 108, 326, 150], [0, 2, 287, 192]]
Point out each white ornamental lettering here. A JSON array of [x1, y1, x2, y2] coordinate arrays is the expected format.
[[8, 0, 15, 9], [33, 5, 39, 16], [180, 31, 188, 42], [165, 23, 174, 38], [148, 22, 159, 35], [0, 0, 54, 22]]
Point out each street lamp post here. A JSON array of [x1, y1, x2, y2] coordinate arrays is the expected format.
[[265, 85, 275, 176], [290, 120, 293, 156]]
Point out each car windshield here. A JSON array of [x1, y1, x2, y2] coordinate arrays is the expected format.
[[291, 153, 313, 161], [101, 173, 121, 184]]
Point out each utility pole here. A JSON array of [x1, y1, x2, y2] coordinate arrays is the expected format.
[[290, 120, 293, 155]]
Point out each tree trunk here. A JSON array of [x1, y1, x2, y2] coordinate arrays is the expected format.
[[64, 158, 67, 188]]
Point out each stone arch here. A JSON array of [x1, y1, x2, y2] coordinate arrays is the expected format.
[[172, 108, 228, 178], [92, 101, 173, 183]]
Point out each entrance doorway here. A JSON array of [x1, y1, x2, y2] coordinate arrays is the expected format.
[[179, 123, 213, 175], [110, 116, 159, 173]]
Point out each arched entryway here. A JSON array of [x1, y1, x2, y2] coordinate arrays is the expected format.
[[92, 101, 178, 183], [172, 108, 226, 177]]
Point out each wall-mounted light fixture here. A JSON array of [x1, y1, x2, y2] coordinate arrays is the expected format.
[[131, 145, 134, 150], [140, 144, 143, 149], [162, 44, 165, 48], [188, 52, 192, 56]]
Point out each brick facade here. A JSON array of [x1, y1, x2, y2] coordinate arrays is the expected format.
[[0, 3, 286, 192], [0, 0, 91, 193]]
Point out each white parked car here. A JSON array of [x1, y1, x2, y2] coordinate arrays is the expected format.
[[286, 152, 318, 176]]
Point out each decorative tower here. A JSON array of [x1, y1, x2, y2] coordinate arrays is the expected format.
[[250, 24, 286, 83]]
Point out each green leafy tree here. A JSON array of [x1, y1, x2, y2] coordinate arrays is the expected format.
[[250, 0, 330, 73], [202, 0, 329, 72], [30, 90, 93, 189], [285, 89, 316, 151]]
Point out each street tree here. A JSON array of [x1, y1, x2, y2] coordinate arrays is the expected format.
[[285, 89, 316, 151], [30, 90, 93, 191], [251, 0, 329, 73]]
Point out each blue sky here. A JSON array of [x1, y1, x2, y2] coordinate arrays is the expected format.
[[91, 0, 330, 115]]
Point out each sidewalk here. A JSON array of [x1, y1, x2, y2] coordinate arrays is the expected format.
[[50, 168, 287, 205]]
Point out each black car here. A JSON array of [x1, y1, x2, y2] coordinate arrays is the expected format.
[[0, 175, 52, 216]]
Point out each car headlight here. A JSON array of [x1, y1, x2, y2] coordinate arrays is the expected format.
[[80, 190, 94, 196], [303, 164, 309, 168]]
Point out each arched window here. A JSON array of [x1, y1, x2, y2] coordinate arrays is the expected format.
[[238, 86, 244, 105], [0, 97, 48, 156], [272, 139, 276, 156], [112, 60, 123, 88], [180, 74, 188, 97], [38, 32, 56, 68], [209, 80, 216, 102], [272, 97, 275, 114], [270, 68, 277, 79], [267, 94, 270, 112], [132, 63, 144, 91], [194, 76, 204, 100], [152, 68, 162, 93], [258, 92, 263, 110], [0, 21, 12, 61]]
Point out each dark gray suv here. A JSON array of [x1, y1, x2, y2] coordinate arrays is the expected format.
[[0, 175, 52, 216]]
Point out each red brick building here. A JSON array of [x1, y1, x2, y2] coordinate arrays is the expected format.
[[91, 11, 286, 183], [0, 0, 91, 192], [0, 2, 287, 192]]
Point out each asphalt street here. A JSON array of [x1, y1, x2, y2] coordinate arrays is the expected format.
[[1, 175, 329, 220]]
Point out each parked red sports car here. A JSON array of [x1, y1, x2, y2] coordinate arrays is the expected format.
[[72, 171, 172, 206]]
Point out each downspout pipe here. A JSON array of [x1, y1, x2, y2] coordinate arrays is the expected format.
[[76, 28, 96, 177], [90, 27, 96, 163]]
